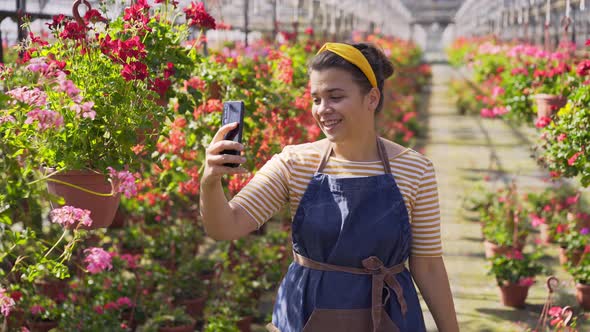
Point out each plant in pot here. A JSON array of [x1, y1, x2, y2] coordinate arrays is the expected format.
[[565, 247, 590, 310], [535, 83, 590, 187], [22, 293, 62, 331], [530, 57, 575, 121], [557, 221, 590, 266], [139, 306, 196, 332], [481, 188, 530, 258], [524, 186, 581, 244], [488, 248, 545, 308], [170, 256, 210, 320], [2, 0, 207, 229]]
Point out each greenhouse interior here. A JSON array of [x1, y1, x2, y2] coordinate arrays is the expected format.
[[1, 0, 590, 331]]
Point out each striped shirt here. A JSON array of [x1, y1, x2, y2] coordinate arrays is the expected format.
[[230, 141, 443, 257]]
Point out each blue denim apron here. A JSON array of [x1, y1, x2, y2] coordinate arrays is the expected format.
[[267, 137, 426, 332]]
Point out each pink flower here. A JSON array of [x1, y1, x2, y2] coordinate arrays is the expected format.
[[480, 108, 494, 118], [548, 306, 562, 317], [116, 297, 133, 308], [93, 305, 104, 315], [24, 109, 63, 131], [491, 86, 505, 98], [518, 277, 535, 287], [557, 133, 567, 142], [0, 287, 15, 317], [84, 247, 113, 274], [492, 106, 508, 116], [58, 79, 82, 102], [107, 167, 137, 198], [535, 116, 551, 128], [568, 151, 583, 166], [30, 305, 44, 316], [70, 101, 96, 120], [6, 87, 47, 107], [0, 114, 16, 124], [581, 228, 590, 235], [577, 60, 590, 76], [119, 254, 139, 269], [529, 213, 546, 227], [103, 301, 118, 310], [50, 206, 93, 227], [506, 249, 524, 260]]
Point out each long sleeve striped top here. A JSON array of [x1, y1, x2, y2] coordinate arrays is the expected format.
[[230, 141, 443, 257]]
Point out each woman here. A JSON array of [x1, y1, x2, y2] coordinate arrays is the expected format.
[[200, 42, 459, 332]]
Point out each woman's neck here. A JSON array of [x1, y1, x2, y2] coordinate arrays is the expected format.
[[330, 134, 380, 162]]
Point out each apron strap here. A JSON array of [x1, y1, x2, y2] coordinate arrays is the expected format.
[[316, 137, 391, 174], [293, 250, 407, 332]]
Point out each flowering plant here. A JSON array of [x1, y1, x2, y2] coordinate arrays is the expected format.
[[22, 293, 62, 322], [535, 83, 590, 187], [487, 248, 545, 286], [140, 306, 195, 331], [566, 249, 590, 284], [480, 185, 530, 247], [1, 0, 205, 177]]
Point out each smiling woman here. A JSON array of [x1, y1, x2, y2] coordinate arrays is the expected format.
[[200, 42, 458, 332]]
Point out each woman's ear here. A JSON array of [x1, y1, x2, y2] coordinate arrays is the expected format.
[[367, 87, 380, 112]]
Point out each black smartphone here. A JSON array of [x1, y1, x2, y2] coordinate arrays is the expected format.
[[221, 101, 245, 167]]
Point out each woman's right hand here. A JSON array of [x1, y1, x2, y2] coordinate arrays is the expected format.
[[201, 122, 248, 187]]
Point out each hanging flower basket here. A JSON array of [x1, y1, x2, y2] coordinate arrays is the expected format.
[[45, 169, 121, 229], [533, 94, 567, 119], [499, 282, 531, 308]]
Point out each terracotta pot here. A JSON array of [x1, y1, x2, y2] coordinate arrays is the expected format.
[[539, 223, 554, 244], [35, 279, 69, 304], [237, 316, 254, 332], [576, 283, 590, 310], [158, 322, 196, 332], [7, 308, 25, 329], [176, 295, 207, 319], [27, 320, 59, 332], [109, 207, 126, 229], [559, 247, 583, 266], [45, 169, 120, 229], [533, 94, 566, 119], [483, 240, 525, 259], [499, 283, 530, 308]]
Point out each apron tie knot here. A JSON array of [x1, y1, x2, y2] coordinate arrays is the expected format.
[[362, 256, 407, 332]]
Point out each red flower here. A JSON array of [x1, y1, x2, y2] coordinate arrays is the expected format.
[[150, 78, 172, 98], [183, 1, 216, 30], [586, 39, 590, 46], [59, 21, 86, 40], [568, 151, 583, 166], [535, 116, 551, 128], [123, 0, 151, 31], [121, 61, 148, 81], [84, 9, 108, 24], [9, 291, 22, 302], [304, 27, 314, 35], [557, 133, 567, 142], [184, 76, 206, 92], [118, 36, 147, 62], [164, 62, 175, 79], [46, 14, 67, 30], [194, 99, 222, 118], [576, 60, 590, 77]]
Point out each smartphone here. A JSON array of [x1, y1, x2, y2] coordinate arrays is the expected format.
[[221, 101, 245, 167]]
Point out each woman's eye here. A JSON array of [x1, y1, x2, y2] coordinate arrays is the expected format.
[[331, 96, 343, 100], [312, 98, 321, 105]]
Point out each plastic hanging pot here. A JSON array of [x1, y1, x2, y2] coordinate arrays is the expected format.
[[45, 168, 120, 229]]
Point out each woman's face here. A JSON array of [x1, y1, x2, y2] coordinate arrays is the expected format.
[[310, 68, 378, 143]]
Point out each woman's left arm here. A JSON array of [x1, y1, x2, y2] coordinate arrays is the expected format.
[[409, 256, 459, 332]]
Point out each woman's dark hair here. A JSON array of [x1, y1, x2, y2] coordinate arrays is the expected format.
[[309, 43, 395, 113]]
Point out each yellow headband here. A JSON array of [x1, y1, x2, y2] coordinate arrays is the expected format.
[[316, 42, 377, 88]]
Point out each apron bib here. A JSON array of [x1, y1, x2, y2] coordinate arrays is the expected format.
[[267, 137, 426, 332]]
